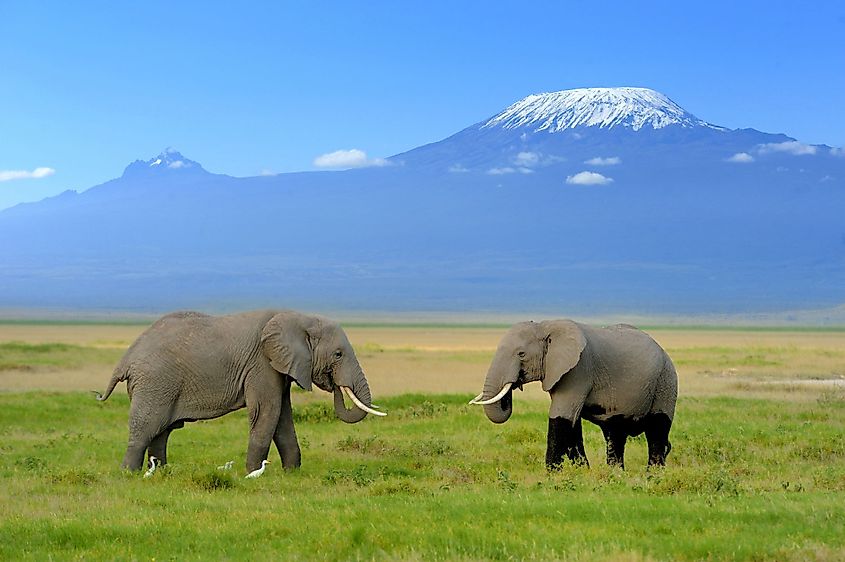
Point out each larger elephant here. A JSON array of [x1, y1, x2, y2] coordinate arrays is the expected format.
[[96, 310, 384, 472], [471, 320, 677, 469]]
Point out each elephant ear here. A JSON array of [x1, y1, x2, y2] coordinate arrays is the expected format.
[[541, 320, 587, 392], [261, 312, 322, 391]]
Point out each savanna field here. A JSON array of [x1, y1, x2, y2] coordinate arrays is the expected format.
[[1, 323, 844, 561]]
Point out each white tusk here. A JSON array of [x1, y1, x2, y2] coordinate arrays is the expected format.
[[341, 386, 387, 417], [370, 404, 381, 410], [471, 383, 513, 406], [468, 392, 484, 405]]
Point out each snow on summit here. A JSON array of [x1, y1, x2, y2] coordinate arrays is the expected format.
[[483, 87, 718, 132], [122, 148, 204, 176]]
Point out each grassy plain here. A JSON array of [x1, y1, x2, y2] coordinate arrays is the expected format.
[[0, 322, 844, 560]]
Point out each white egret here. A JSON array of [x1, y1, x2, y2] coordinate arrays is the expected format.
[[217, 460, 234, 471], [244, 459, 270, 479], [143, 456, 158, 478]]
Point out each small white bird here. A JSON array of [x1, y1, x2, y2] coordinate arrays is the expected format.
[[244, 459, 270, 479], [217, 460, 234, 471], [143, 456, 158, 478]]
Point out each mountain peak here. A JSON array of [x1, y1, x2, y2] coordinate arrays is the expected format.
[[483, 87, 721, 132], [122, 148, 204, 176]]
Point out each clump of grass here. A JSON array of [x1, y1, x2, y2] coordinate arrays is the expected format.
[[191, 470, 235, 491], [496, 469, 518, 492], [398, 401, 448, 419], [504, 427, 544, 445], [323, 465, 376, 487], [643, 467, 743, 497], [818, 388, 845, 405], [50, 469, 98, 485], [369, 480, 421, 496], [16, 456, 47, 472], [336, 435, 394, 456], [438, 463, 482, 486], [545, 469, 579, 492], [417, 437, 454, 456], [292, 402, 336, 423]]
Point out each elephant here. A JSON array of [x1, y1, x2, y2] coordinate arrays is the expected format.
[[95, 309, 384, 472], [470, 320, 677, 469]]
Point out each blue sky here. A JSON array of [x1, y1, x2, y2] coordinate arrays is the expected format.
[[1, 1, 843, 209]]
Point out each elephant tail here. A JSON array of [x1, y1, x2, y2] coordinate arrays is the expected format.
[[93, 364, 130, 402]]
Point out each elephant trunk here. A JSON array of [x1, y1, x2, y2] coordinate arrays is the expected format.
[[333, 366, 373, 424], [480, 356, 516, 424], [482, 389, 513, 424]]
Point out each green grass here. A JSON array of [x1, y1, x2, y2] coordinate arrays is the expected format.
[[0, 342, 123, 371], [1, 391, 844, 560], [641, 325, 845, 333]]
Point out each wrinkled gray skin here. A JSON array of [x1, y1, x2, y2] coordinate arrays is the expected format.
[[478, 320, 677, 469], [96, 310, 376, 472]]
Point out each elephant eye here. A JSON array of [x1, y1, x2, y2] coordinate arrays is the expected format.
[[517, 351, 526, 359], [334, 350, 343, 359]]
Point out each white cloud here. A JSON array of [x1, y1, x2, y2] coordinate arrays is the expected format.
[[726, 152, 754, 163], [757, 141, 817, 156], [487, 166, 533, 175], [565, 171, 614, 185], [514, 151, 540, 167], [448, 163, 469, 173], [487, 167, 515, 175], [313, 149, 388, 169], [584, 156, 621, 166], [831, 147, 845, 157], [0, 167, 56, 182], [259, 169, 277, 176], [168, 160, 187, 169]]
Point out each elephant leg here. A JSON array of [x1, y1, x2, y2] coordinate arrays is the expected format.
[[147, 429, 172, 465], [600, 422, 627, 469], [245, 384, 282, 472], [573, 418, 588, 460], [546, 417, 589, 469], [121, 399, 169, 471], [644, 413, 673, 467], [272, 378, 301, 470], [147, 421, 184, 465]]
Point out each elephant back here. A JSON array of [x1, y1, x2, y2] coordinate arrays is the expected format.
[[583, 324, 674, 419]]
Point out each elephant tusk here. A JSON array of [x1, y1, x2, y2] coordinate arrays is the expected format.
[[471, 383, 513, 405], [468, 392, 484, 405], [341, 386, 387, 417]]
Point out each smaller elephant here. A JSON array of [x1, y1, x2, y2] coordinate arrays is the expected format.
[[96, 309, 385, 472], [471, 320, 677, 469]]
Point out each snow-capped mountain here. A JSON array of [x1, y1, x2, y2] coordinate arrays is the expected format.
[[122, 148, 204, 176], [482, 87, 718, 132], [391, 86, 781, 171], [0, 88, 843, 317]]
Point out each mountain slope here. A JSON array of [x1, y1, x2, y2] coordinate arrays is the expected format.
[[1, 88, 843, 315]]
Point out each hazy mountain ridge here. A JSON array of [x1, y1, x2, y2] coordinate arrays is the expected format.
[[1, 88, 843, 316]]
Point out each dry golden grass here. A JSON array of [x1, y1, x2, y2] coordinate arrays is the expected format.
[[0, 323, 842, 402]]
